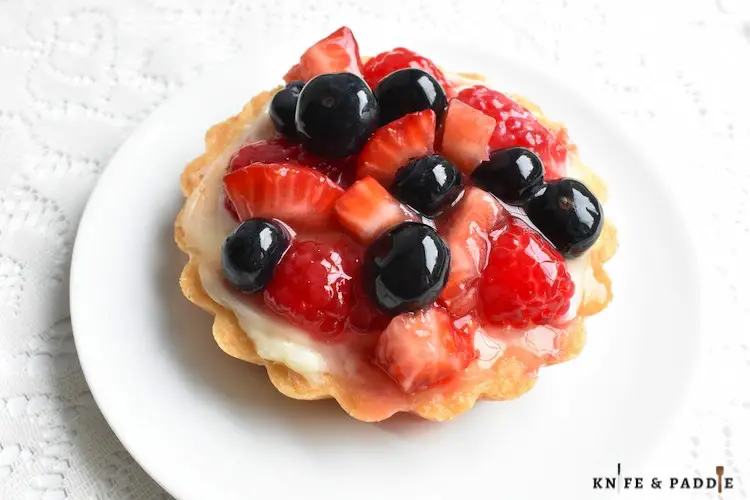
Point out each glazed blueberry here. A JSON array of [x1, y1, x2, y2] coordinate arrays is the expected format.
[[222, 219, 290, 293], [525, 178, 603, 258], [363, 222, 451, 315], [391, 154, 463, 217], [374, 68, 448, 126], [269, 80, 304, 139], [295, 73, 379, 158], [471, 147, 544, 206]]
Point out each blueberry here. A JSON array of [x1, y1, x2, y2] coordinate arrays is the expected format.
[[363, 222, 450, 315], [374, 68, 448, 126], [270, 80, 304, 139], [295, 73, 379, 158], [222, 219, 290, 293], [525, 178, 603, 258], [391, 154, 463, 217], [471, 147, 544, 206]]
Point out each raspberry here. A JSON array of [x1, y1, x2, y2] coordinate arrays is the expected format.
[[478, 219, 574, 329], [456, 86, 568, 180], [263, 240, 358, 340], [347, 276, 391, 333], [362, 48, 454, 96]]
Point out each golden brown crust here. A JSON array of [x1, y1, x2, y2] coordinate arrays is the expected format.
[[175, 84, 618, 422]]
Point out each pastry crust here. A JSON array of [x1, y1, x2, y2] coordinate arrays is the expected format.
[[175, 86, 617, 422]]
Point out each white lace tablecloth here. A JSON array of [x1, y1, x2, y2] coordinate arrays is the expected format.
[[1, 0, 749, 498]]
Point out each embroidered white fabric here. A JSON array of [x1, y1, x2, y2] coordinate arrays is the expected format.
[[0, 0, 748, 498]]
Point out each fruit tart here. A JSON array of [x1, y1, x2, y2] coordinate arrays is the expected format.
[[176, 27, 618, 421]]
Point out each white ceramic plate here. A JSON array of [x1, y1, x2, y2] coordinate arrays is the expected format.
[[71, 40, 700, 499]]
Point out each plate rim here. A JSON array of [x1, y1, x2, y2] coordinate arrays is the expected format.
[[70, 42, 703, 499]]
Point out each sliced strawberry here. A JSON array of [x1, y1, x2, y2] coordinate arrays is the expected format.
[[284, 27, 363, 82], [438, 187, 508, 316], [438, 99, 496, 175], [362, 47, 455, 97], [224, 163, 344, 229], [227, 138, 301, 172], [228, 137, 356, 186], [334, 176, 418, 244], [356, 110, 436, 184], [374, 305, 476, 393], [223, 138, 354, 219]]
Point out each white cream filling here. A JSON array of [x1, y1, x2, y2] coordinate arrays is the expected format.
[[181, 82, 603, 381], [181, 106, 329, 381]]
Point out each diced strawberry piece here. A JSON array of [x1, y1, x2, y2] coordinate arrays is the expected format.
[[284, 27, 363, 83], [438, 187, 508, 316], [334, 177, 418, 243], [439, 100, 496, 175], [456, 85, 568, 180], [224, 163, 344, 229], [362, 47, 455, 97], [264, 240, 358, 340], [356, 110, 436, 184], [374, 305, 476, 393], [479, 218, 574, 329]]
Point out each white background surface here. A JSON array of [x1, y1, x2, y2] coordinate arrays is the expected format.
[[0, 0, 749, 498]]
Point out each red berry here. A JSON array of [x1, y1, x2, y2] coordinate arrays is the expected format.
[[356, 110, 436, 184], [374, 305, 476, 393], [438, 187, 507, 316], [227, 138, 301, 172], [439, 99, 497, 175], [264, 240, 357, 340], [284, 27, 363, 82], [224, 163, 344, 230], [479, 219, 574, 329], [224, 138, 354, 219], [347, 275, 391, 333], [456, 86, 568, 180], [363, 48, 455, 97], [228, 137, 355, 186], [334, 176, 418, 244]]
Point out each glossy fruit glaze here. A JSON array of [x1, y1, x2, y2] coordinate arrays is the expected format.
[[182, 102, 593, 421], [180, 26, 610, 421]]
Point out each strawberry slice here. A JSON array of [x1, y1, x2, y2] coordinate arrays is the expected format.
[[227, 137, 356, 186], [356, 110, 436, 184], [438, 99, 496, 175], [224, 163, 344, 229], [227, 138, 302, 172], [438, 187, 507, 316], [334, 176, 418, 244], [284, 26, 363, 82], [375, 305, 476, 393]]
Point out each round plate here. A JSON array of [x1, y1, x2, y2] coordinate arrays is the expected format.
[[71, 40, 700, 499]]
